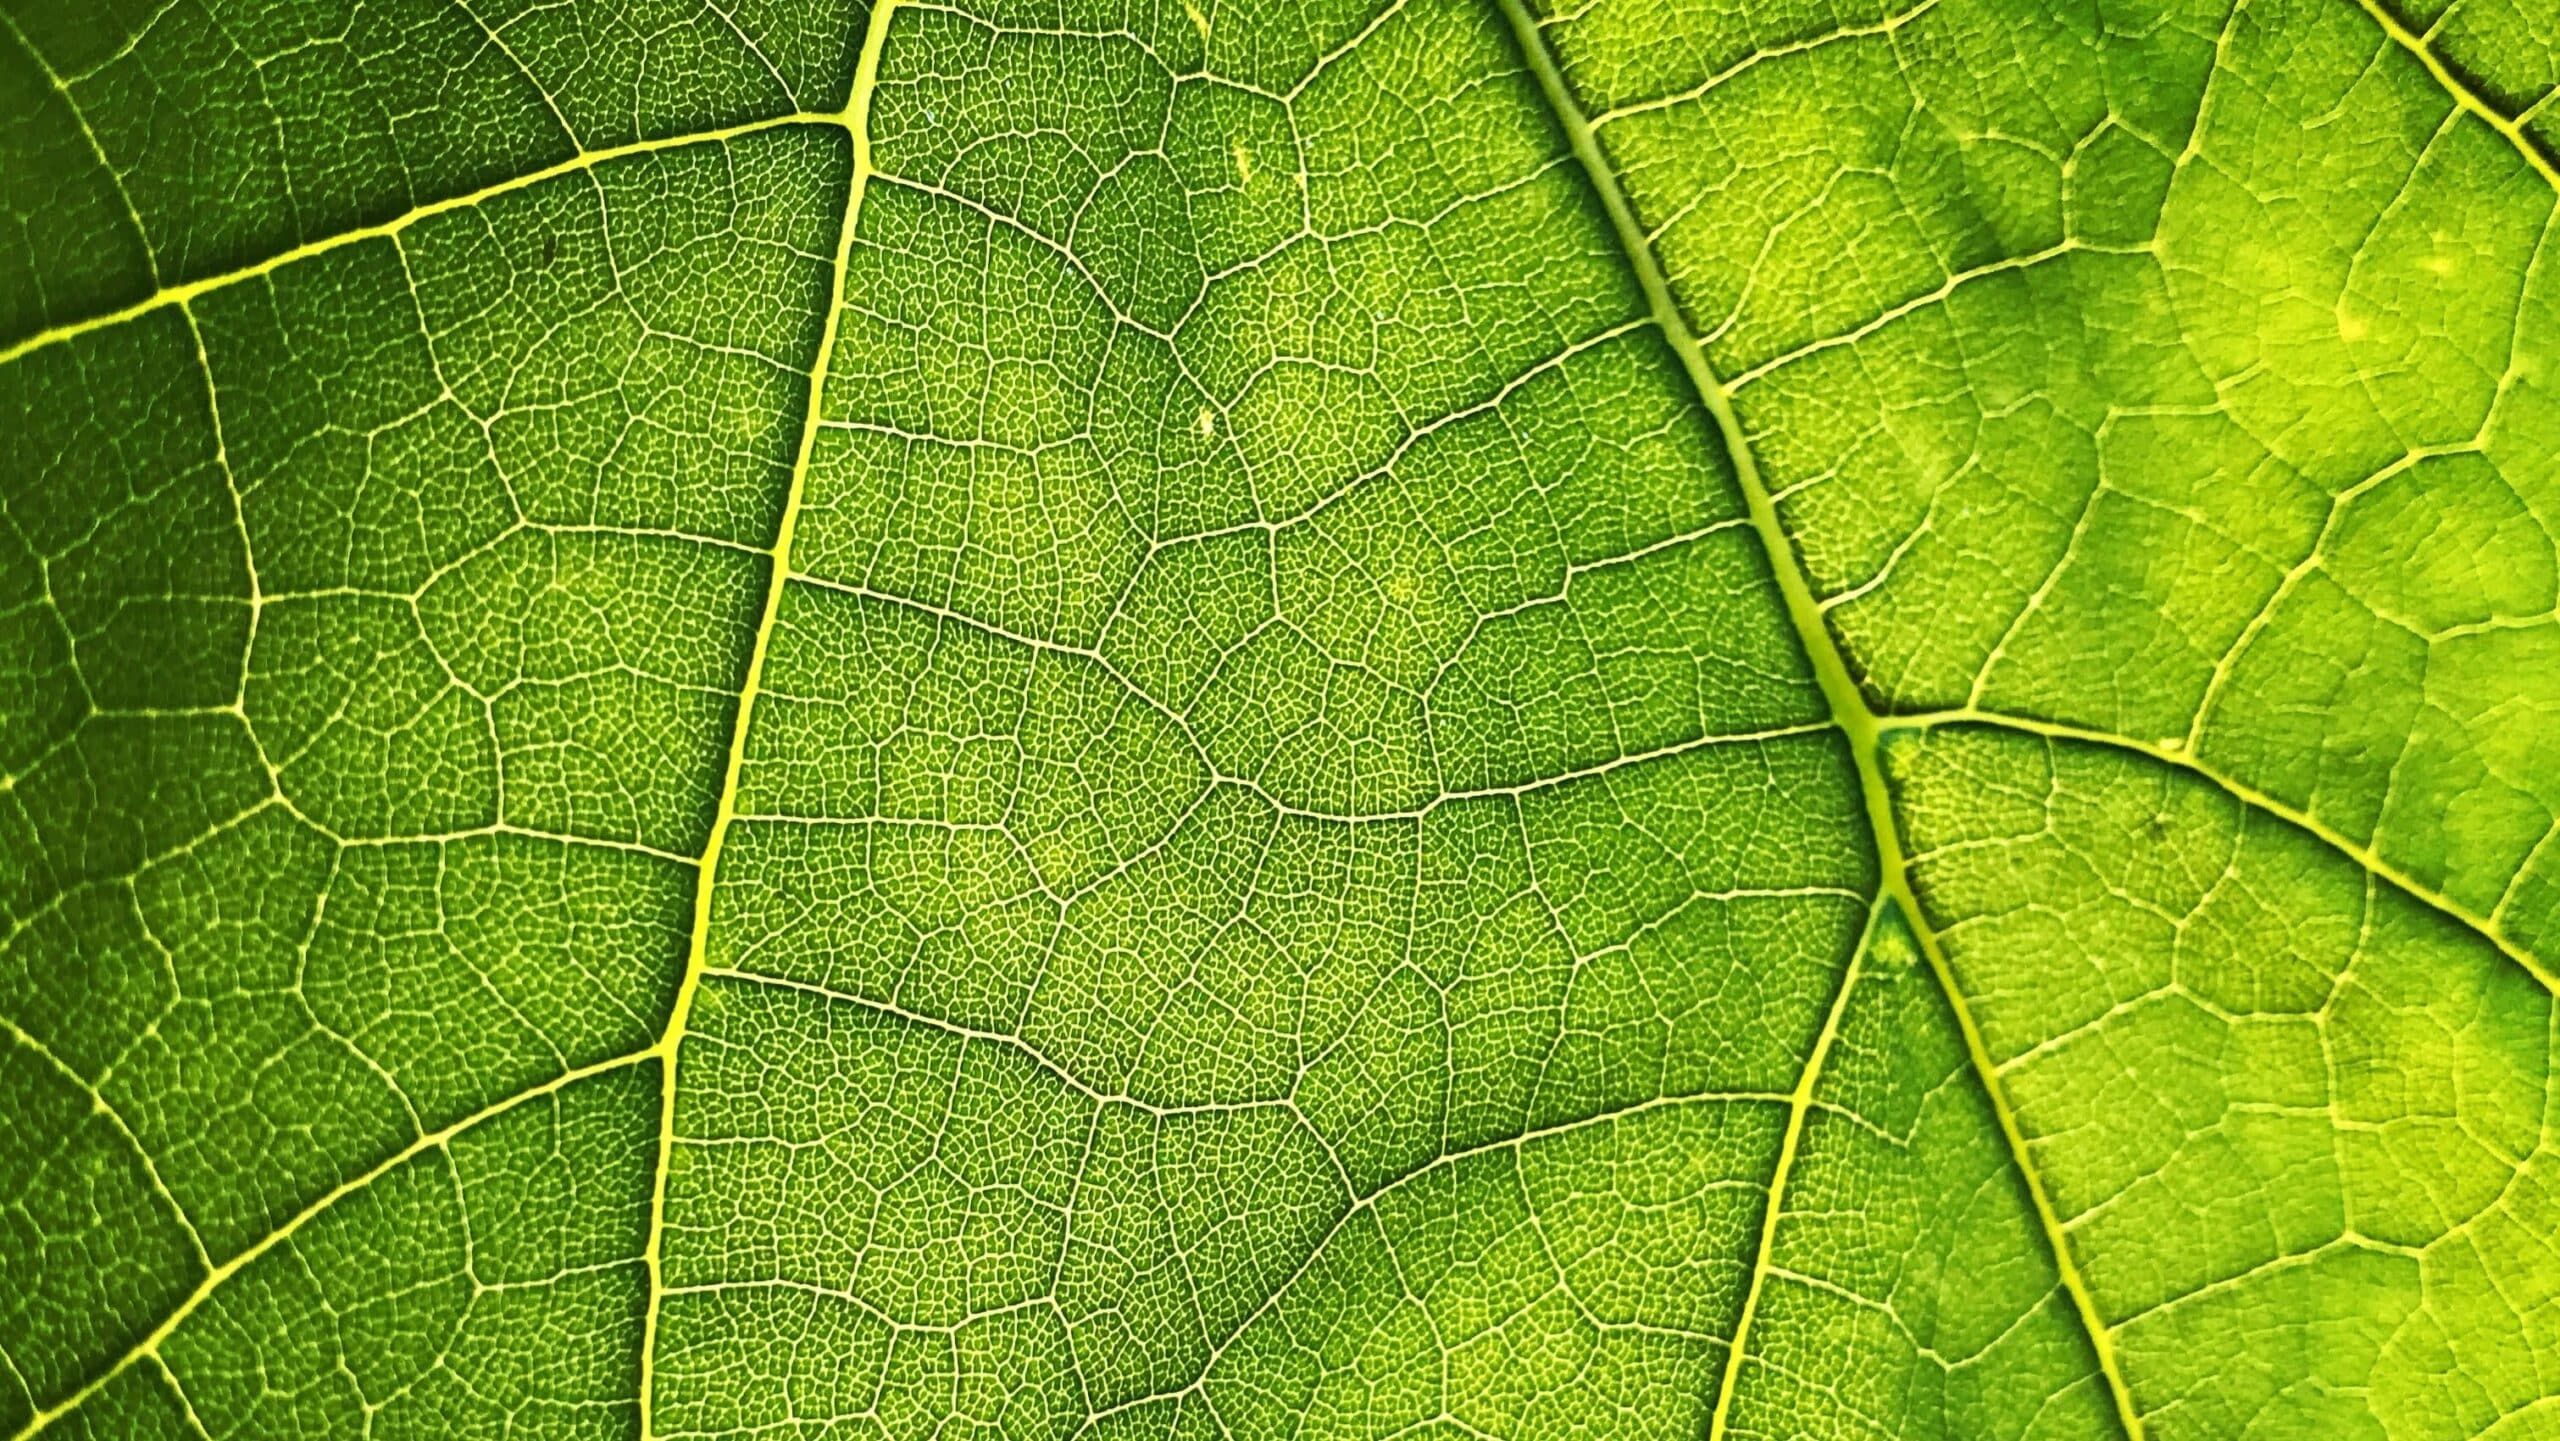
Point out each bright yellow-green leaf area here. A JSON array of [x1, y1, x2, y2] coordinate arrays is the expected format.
[[4, 0, 2558, 1436]]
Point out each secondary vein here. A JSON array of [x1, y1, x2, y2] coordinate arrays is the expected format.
[[628, 5, 904, 1437], [0, 109, 852, 371], [1880, 706, 2560, 997], [6, 1047, 660, 1441], [1707, 899, 1876, 1441]]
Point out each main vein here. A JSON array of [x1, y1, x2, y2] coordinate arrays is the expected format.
[[2353, 0, 2560, 196], [1491, 0, 2147, 1433], [632, 4, 901, 1435]]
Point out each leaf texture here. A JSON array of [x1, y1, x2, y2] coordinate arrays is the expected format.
[[2, 0, 2555, 1437]]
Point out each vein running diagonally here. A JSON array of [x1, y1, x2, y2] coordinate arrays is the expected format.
[[2354, 0, 2560, 194], [1491, 0, 2149, 1434], [1706, 898, 1877, 1441], [10, 1048, 661, 1440], [631, 4, 904, 1436], [0, 109, 851, 370], [0, 10, 158, 291], [4, 10, 911, 1439], [1880, 708, 2560, 998]]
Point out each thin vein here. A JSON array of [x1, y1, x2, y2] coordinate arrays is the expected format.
[[0, 13, 159, 287]]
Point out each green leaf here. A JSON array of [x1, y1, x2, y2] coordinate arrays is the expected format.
[[3, 0, 2555, 1437]]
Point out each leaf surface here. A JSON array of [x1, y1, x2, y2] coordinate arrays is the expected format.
[[3, 0, 2556, 1437]]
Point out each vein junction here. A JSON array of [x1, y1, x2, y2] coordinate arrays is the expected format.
[[8, 0, 2560, 1438]]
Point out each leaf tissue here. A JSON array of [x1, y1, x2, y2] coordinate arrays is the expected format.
[[4, 0, 2558, 1436]]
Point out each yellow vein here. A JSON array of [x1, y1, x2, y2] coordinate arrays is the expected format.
[[9, 1048, 658, 1441], [1492, 0, 2148, 1432], [0, 109, 852, 370], [0, 1015, 208, 1275], [1586, 0, 1942, 129], [2354, 0, 2560, 196], [1707, 898, 1876, 1440], [0, 12, 158, 289], [448, 0, 583, 150], [630, 5, 901, 1437], [1881, 706, 2560, 997]]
